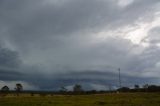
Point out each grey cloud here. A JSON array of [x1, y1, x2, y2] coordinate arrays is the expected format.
[[1, 0, 159, 47], [0, 46, 21, 68], [0, 0, 160, 90], [0, 45, 24, 81], [143, 27, 160, 44], [27, 71, 159, 90], [0, 70, 23, 81]]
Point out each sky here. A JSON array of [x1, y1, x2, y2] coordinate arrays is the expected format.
[[0, 0, 160, 91]]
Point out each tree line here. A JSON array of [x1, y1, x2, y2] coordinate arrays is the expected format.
[[1, 83, 160, 97]]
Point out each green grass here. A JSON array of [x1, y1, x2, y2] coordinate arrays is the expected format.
[[0, 93, 160, 106]]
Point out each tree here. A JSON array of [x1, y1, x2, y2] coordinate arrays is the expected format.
[[73, 84, 83, 92], [15, 83, 23, 91], [60, 86, 67, 92], [143, 84, 149, 89], [143, 84, 149, 92], [15, 83, 23, 92], [134, 85, 140, 89], [1, 86, 9, 92], [117, 87, 130, 92], [15, 83, 23, 96], [148, 85, 160, 92], [1, 86, 9, 97]]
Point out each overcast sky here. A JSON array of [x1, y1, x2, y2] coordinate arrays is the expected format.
[[0, 0, 160, 91]]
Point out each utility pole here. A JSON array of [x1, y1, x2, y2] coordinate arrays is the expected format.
[[118, 68, 121, 88]]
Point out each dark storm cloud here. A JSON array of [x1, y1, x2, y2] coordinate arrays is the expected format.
[[0, 46, 21, 68], [0, 70, 23, 81], [0, 0, 160, 90], [25, 71, 158, 90], [0, 45, 24, 81]]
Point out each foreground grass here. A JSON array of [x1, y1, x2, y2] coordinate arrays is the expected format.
[[0, 93, 160, 106]]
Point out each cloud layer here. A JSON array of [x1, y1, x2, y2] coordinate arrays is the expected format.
[[0, 0, 160, 90]]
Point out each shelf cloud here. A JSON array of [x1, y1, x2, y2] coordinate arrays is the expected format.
[[0, 0, 160, 90]]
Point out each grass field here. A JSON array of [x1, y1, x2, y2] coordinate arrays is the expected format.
[[0, 93, 160, 106]]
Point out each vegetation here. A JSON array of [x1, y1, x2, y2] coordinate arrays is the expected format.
[[15, 83, 23, 92], [14, 83, 23, 96], [1, 83, 160, 105], [73, 84, 83, 92], [1, 86, 9, 92], [0, 93, 160, 106], [59, 86, 67, 93]]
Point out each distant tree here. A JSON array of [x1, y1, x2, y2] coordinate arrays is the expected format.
[[1, 86, 9, 92], [89, 90, 97, 94], [0, 86, 9, 97], [15, 83, 23, 96], [73, 84, 83, 92], [117, 87, 130, 92], [134, 85, 140, 89], [15, 83, 23, 92], [143, 84, 149, 89], [143, 84, 149, 92], [148, 85, 160, 92], [60, 86, 67, 92]]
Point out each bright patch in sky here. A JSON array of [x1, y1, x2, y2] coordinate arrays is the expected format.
[[117, 0, 134, 7], [126, 15, 160, 45], [96, 13, 160, 48]]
